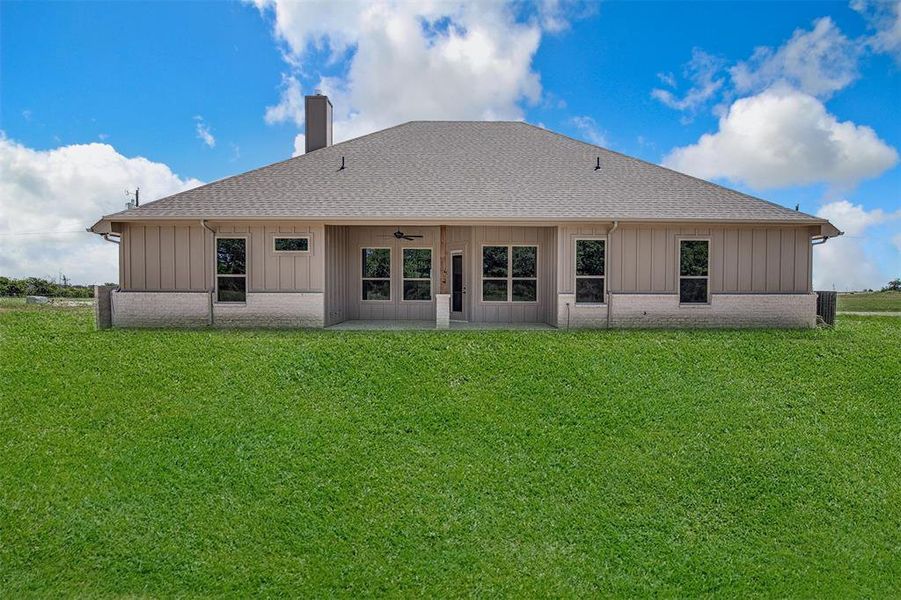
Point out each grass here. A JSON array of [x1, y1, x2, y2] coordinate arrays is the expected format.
[[838, 290, 901, 312], [1, 304, 899, 597]]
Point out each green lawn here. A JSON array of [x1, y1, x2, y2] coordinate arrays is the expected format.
[[1, 305, 899, 597], [838, 290, 901, 312]]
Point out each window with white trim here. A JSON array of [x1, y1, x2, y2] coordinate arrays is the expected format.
[[679, 240, 709, 304], [402, 248, 432, 301], [216, 238, 246, 302], [273, 236, 310, 253], [575, 239, 605, 303], [362, 248, 391, 300], [482, 245, 537, 302]]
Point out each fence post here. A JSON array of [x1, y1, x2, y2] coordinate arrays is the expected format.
[[94, 285, 114, 330], [815, 290, 837, 326]]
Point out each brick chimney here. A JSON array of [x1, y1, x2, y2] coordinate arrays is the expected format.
[[305, 94, 332, 153]]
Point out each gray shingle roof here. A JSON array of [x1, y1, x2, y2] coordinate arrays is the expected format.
[[104, 121, 831, 225]]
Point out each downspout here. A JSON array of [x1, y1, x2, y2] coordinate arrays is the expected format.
[[606, 220, 619, 329], [101, 233, 120, 245], [811, 235, 829, 246], [201, 219, 216, 326]]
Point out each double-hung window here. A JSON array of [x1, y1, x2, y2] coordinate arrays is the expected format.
[[679, 239, 709, 304], [216, 238, 247, 302], [575, 239, 605, 303], [362, 248, 391, 300], [402, 248, 432, 301], [482, 245, 538, 302]]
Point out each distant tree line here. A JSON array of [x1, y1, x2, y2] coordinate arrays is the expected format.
[[0, 276, 114, 298]]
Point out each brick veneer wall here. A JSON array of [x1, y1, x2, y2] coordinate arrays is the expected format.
[[213, 292, 324, 328], [556, 292, 816, 329], [556, 294, 609, 329], [610, 293, 816, 328], [111, 291, 325, 328], [435, 294, 450, 329], [111, 291, 209, 328]]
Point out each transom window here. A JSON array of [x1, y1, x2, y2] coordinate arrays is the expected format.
[[216, 238, 246, 303], [679, 240, 709, 304], [273, 236, 310, 253], [362, 248, 391, 301], [575, 239, 605, 303], [482, 245, 538, 302], [403, 248, 432, 301]]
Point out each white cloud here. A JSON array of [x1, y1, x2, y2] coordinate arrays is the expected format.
[[194, 116, 216, 148], [292, 133, 305, 157], [813, 200, 901, 291], [853, 0, 901, 62], [0, 135, 201, 284], [264, 74, 305, 126], [816, 199, 897, 235], [651, 49, 725, 115], [894, 233, 901, 253], [730, 17, 860, 99], [252, 1, 547, 144], [662, 87, 898, 189], [570, 115, 607, 146]]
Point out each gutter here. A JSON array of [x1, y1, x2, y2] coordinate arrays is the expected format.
[[607, 220, 619, 329], [201, 220, 216, 326]]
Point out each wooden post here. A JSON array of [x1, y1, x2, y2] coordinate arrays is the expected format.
[[439, 225, 448, 294]]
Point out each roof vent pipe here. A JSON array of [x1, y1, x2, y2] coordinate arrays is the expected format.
[[595, 157, 601, 171], [305, 94, 333, 154]]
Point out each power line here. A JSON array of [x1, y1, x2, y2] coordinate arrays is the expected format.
[[0, 230, 89, 236]]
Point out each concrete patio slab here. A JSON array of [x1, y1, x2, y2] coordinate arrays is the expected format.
[[326, 320, 556, 331]]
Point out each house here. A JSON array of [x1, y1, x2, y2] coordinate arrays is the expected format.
[[89, 94, 841, 329]]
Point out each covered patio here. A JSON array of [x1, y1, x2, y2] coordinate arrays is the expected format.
[[324, 224, 558, 329]]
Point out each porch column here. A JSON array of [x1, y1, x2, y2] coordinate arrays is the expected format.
[[436, 224, 450, 329]]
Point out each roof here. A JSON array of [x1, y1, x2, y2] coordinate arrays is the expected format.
[[97, 121, 839, 233]]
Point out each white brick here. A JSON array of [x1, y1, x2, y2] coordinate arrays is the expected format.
[[112, 291, 209, 328], [213, 293, 324, 328], [609, 293, 816, 329], [435, 294, 450, 329], [556, 293, 610, 329], [111, 291, 325, 328]]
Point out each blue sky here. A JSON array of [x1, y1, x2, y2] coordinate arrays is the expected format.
[[1, 0, 899, 288]]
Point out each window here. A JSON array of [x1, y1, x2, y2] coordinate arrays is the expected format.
[[362, 248, 391, 300], [273, 236, 309, 253], [482, 245, 538, 302], [216, 238, 246, 302], [575, 239, 605, 303], [403, 248, 432, 301], [679, 239, 709, 304]]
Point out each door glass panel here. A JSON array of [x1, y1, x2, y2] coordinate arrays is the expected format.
[[452, 254, 463, 313]]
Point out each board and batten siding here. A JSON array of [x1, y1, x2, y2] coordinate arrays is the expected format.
[[119, 222, 325, 292], [343, 226, 440, 321], [558, 224, 815, 295], [466, 226, 557, 324], [324, 225, 350, 326]]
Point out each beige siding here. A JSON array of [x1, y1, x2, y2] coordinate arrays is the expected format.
[[467, 226, 553, 324], [558, 223, 814, 294], [324, 225, 350, 326], [342, 226, 440, 321], [119, 221, 325, 292]]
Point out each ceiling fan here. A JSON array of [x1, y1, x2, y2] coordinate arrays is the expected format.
[[391, 229, 423, 241]]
